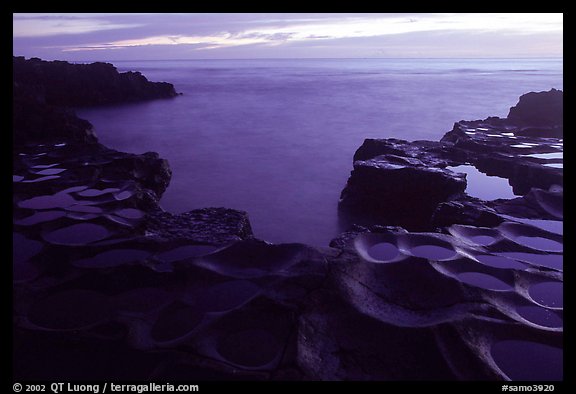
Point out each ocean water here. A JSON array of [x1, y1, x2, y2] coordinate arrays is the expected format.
[[76, 58, 563, 246]]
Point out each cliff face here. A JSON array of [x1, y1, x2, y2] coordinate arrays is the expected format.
[[13, 56, 178, 107], [13, 56, 179, 145]]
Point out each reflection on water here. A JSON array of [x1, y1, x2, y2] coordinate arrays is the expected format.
[[529, 281, 563, 308], [524, 152, 563, 159], [495, 252, 562, 270], [499, 215, 563, 235], [516, 306, 562, 328], [514, 235, 563, 252], [43, 223, 112, 245], [367, 242, 399, 261], [447, 165, 516, 201], [456, 272, 511, 290], [410, 245, 456, 260], [475, 254, 526, 270], [491, 340, 562, 381]]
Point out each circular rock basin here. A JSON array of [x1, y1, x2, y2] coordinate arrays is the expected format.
[[59, 185, 89, 194], [514, 236, 563, 253], [43, 223, 112, 245], [491, 340, 562, 381], [22, 175, 61, 183], [410, 245, 457, 260], [456, 272, 513, 291], [34, 168, 66, 176], [475, 254, 527, 270], [495, 252, 562, 271], [544, 163, 563, 169], [66, 204, 104, 214], [156, 245, 219, 263], [354, 232, 404, 263], [151, 302, 204, 343], [73, 249, 150, 268], [14, 210, 66, 226], [216, 329, 281, 368], [115, 288, 173, 313], [528, 281, 563, 308], [468, 235, 497, 245], [114, 208, 145, 220], [105, 214, 138, 227], [67, 212, 101, 221], [18, 193, 76, 210], [196, 280, 260, 312], [525, 152, 563, 159], [498, 222, 563, 252], [13, 233, 43, 282], [14, 259, 40, 283], [367, 242, 399, 261], [13, 233, 43, 264], [114, 190, 134, 201], [31, 163, 59, 169], [77, 188, 120, 197], [27, 290, 112, 330], [516, 306, 563, 328], [400, 234, 458, 261]]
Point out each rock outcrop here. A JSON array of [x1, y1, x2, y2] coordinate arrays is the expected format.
[[340, 139, 466, 230], [13, 56, 178, 107], [13, 81, 97, 145], [506, 88, 563, 128], [12, 62, 563, 382], [340, 90, 563, 230], [330, 90, 562, 380], [13, 56, 178, 145]]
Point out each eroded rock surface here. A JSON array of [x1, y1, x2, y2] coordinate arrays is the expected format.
[[331, 90, 563, 380], [13, 64, 563, 381]]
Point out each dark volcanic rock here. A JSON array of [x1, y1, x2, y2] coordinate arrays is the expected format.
[[13, 61, 564, 381], [506, 88, 563, 128], [13, 56, 178, 107], [325, 223, 562, 380], [490, 186, 563, 221], [440, 121, 563, 195], [13, 82, 97, 145], [145, 207, 254, 245], [340, 154, 466, 229], [340, 89, 563, 247], [432, 197, 504, 228], [340, 138, 469, 229], [13, 56, 179, 145]]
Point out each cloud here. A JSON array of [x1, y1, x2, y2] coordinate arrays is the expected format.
[[13, 13, 563, 59], [13, 14, 143, 37]]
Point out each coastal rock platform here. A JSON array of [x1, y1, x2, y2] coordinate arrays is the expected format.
[[12, 58, 563, 381]]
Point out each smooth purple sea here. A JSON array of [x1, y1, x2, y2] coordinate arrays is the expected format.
[[76, 58, 563, 246]]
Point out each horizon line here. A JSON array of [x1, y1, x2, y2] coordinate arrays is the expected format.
[[15, 55, 564, 63]]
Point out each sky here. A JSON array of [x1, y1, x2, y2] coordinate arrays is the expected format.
[[13, 13, 563, 61]]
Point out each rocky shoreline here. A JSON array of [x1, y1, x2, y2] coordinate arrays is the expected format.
[[13, 57, 563, 381]]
